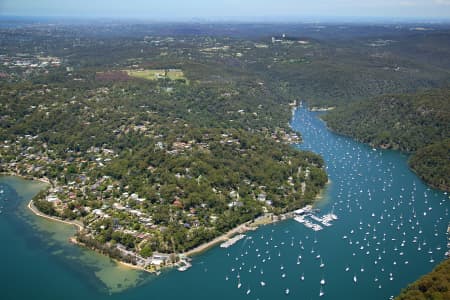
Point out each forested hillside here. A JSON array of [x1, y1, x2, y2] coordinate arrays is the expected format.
[[322, 88, 450, 191], [409, 139, 450, 192], [395, 259, 450, 300]]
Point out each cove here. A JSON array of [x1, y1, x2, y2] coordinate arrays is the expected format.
[[1, 107, 448, 300]]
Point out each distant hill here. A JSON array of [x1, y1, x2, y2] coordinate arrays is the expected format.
[[322, 88, 450, 191]]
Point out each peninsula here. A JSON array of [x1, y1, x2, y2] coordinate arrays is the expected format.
[[0, 25, 330, 272]]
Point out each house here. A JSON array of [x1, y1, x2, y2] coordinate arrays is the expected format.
[[93, 209, 105, 216], [257, 193, 267, 202], [229, 190, 238, 199], [46, 194, 62, 206], [228, 201, 243, 208]]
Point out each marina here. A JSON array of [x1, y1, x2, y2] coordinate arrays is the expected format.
[[293, 206, 339, 231]]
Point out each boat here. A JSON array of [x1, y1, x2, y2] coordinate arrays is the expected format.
[[353, 275, 357, 283], [301, 273, 305, 281], [237, 278, 242, 289], [260, 281, 266, 287], [320, 258, 325, 268], [320, 278, 326, 285], [177, 265, 190, 272], [285, 288, 290, 295], [319, 286, 325, 297], [246, 289, 251, 295]]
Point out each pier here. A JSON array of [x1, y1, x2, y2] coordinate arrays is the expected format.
[[220, 234, 246, 248]]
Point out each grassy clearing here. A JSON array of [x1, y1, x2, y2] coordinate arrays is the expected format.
[[126, 69, 187, 82]]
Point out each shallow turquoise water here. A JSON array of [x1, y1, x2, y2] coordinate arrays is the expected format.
[[1, 107, 448, 300]]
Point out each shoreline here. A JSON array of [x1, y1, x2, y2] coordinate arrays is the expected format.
[[0, 171, 52, 186], [27, 200, 84, 231], [314, 179, 331, 201], [26, 197, 161, 274], [8, 172, 328, 275], [26, 188, 303, 274], [182, 221, 256, 257], [68, 233, 159, 275]]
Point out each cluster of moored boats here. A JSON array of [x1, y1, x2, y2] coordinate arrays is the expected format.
[[217, 108, 449, 299]]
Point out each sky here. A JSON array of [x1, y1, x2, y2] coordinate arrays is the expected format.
[[1, 0, 450, 21]]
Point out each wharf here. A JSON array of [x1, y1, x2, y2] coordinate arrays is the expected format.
[[220, 234, 246, 248]]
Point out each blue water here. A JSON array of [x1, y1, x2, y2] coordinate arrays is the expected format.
[[1, 107, 448, 300]]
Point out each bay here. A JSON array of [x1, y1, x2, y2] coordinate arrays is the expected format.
[[0, 107, 448, 299]]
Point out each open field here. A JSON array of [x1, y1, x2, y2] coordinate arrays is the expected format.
[[126, 69, 187, 81]]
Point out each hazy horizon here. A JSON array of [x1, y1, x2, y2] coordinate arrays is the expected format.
[[1, 0, 450, 22]]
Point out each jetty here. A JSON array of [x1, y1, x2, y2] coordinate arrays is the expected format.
[[177, 259, 192, 272], [220, 234, 246, 248]]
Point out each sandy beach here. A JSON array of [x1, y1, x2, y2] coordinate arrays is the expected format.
[[28, 200, 84, 231], [0, 172, 52, 186]]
